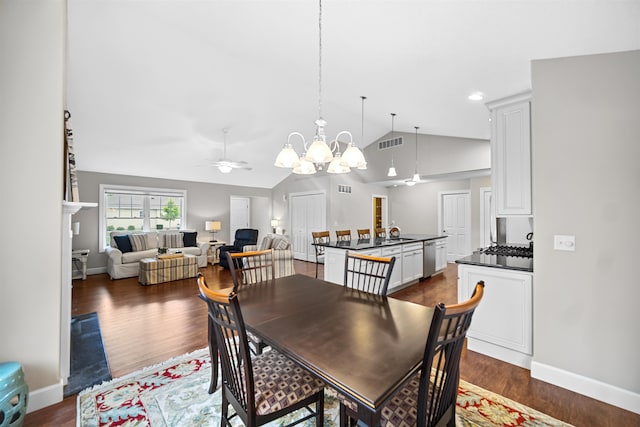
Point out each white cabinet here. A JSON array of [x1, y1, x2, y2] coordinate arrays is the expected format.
[[324, 247, 382, 285], [435, 238, 448, 272], [381, 246, 403, 291], [486, 92, 532, 216], [457, 264, 533, 368], [401, 243, 423, 283]]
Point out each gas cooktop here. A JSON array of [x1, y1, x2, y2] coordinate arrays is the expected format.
[[479, 244, 533, 258]]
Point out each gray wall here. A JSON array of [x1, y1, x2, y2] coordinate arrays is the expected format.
[[360, 131, 490, 184], [388, 176, 491, 251], [531, 50, 640, 405], [73, 171, 272, 271], [0, 0, 65, 403]]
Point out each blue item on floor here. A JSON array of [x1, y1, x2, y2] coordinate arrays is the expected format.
[[63, 312, 111, 397], [0, 361, 28, 427]]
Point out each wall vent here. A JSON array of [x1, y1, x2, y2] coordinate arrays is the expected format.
[[378, 136, 403, 150], [338, 185, 352, 194]]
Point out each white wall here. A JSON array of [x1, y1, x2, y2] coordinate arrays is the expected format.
[[0, 0, 66, 410], [531, 50, 640, 412]]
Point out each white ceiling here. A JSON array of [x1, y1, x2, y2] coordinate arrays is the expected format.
[[66, 0, 640, 189]]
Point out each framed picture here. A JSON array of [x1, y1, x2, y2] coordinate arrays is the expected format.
[[64, 110, 80, 202]]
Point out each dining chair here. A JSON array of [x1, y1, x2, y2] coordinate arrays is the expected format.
[[196, 273, 219, 394], [335, 229, 352, 241], [357, 228, 371, 239], [197, 283, 325, 427], [374, 227, 386, 239], [225, 249, 274, 354], [343, 251, 396, 296], [311, 231, 330, 278], [338, 281, 485, 427]]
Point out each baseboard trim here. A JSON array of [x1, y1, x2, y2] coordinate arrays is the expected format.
[[27, 381, 63, 413], [87, 266, 107, 276], [531, 361, 640, 415]]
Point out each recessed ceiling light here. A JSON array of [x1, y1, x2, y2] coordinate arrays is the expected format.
[[468, 92, 484, 101]]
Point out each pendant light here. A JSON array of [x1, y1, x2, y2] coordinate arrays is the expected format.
[[274, 0, 365, 173], [387, 113, 397, 177], [341, 96, 368, 170], [406, 126, 420, 186]]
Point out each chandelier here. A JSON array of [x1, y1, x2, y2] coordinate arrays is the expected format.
[[274, 0, 367, 175]]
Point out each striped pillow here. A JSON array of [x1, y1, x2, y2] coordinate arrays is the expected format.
[[163, 232, 184, 249], [129, 234, 148, 252]]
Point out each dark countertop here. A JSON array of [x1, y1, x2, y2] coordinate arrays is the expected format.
[[315, 234, 446, 251], [455, 252, 533, 272]]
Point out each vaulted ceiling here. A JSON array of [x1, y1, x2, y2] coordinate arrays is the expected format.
[[66, 0, 640, 189]]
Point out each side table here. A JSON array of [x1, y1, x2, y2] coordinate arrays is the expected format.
[[72, 249, 90, 280], [208, 241, 226, 265]]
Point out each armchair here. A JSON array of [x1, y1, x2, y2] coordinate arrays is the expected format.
[[219, 228, 259, 269]]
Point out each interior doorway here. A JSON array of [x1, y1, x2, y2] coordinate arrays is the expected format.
[[438, 190, 471, 261], [372, 195, 388, 234], [289, 191, 326, 261], [230, 196, 250, 240]]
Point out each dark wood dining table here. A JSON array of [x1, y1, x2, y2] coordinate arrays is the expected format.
[[235, 273, 434, 427]]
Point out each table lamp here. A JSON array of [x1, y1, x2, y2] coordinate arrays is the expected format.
[[205, 220, 221, 242], [271, 219, 278, 234]]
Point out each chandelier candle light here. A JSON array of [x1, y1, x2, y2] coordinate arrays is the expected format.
[[274, 0, 367, 174]]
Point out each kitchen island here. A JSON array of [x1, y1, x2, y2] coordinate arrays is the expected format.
[[316, 234, 447, 293]]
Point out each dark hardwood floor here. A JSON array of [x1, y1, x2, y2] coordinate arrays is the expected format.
[[25, 262, 638, 426]]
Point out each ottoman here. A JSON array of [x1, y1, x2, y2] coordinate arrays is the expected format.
[[139, 254, 198, 285]]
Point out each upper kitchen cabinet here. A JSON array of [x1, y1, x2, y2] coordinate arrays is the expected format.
[[486, 92, 532, 216]]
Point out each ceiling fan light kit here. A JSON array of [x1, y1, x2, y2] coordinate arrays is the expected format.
[[213, 129, 252, 173], [274, 0, 366, 175]]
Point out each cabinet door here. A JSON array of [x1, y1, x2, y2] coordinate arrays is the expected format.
[[435, 240, 447, 271], [458, 264, 532, 355], [402, 249, 423, 282], [382, 247, 402, 291], [489, 93, 532, 216]]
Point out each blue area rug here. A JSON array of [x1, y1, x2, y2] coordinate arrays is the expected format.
[[64, 312, 111, 397]]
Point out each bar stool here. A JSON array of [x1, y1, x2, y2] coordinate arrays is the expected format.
[[0, 362, 28, 427]]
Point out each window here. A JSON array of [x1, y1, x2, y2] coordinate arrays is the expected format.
[[99, 184, 187, 251]]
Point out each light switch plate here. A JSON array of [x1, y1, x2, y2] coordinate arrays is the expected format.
[[554, 235, 576, 251]]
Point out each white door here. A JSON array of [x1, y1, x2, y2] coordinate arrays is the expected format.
[[480, 187, 493, 248], [440, 191, 471, 261], [230, 196, 250, 241], [290, 192, 326, 261]]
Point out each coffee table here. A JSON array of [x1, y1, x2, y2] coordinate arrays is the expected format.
[[138, 253, 198, 285]]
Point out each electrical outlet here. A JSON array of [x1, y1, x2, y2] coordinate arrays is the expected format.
[[554, 235, 576, 251]]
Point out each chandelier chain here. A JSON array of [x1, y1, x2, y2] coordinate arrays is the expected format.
[[318, 0, 323, 119]]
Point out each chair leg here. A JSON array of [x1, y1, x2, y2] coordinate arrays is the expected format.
[[316, 389, 325, 426], [207, 316, 218, 394], [315, 260, 319, 278]]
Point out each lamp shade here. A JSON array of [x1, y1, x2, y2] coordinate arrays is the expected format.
[[205, 220, 222, 232], [270, 219, 279, 227]]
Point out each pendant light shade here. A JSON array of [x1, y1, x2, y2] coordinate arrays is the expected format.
[[387, 165, 397, 177]]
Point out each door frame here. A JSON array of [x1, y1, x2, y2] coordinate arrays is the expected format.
[[437, 190, 471, 261], [479, 187, 493, 248], [371, 194, 388, 234]]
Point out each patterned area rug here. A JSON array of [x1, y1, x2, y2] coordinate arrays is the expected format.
[[77, 348, 573, 427]]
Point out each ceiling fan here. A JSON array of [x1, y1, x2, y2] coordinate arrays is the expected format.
[[212, 129, 252, 173]]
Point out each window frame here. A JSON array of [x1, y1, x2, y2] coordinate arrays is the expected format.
[[99, 184, 188, 252]]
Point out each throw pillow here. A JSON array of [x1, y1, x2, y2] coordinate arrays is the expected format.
[[182, 231, 197, 247], [259, 236, 274, 251], [164, 232, 184, 248], [129, 233, 148, 252], [113, 235, 133, 253], [272, 237, 290, 250]]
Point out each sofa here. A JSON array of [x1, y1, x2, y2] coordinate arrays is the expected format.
[[219, 229, 259, 269], [243, 234, 295, 278], [106, 230, 209, 279]]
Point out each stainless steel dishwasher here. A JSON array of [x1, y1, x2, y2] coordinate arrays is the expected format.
[[423, 240, 436, 278]]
